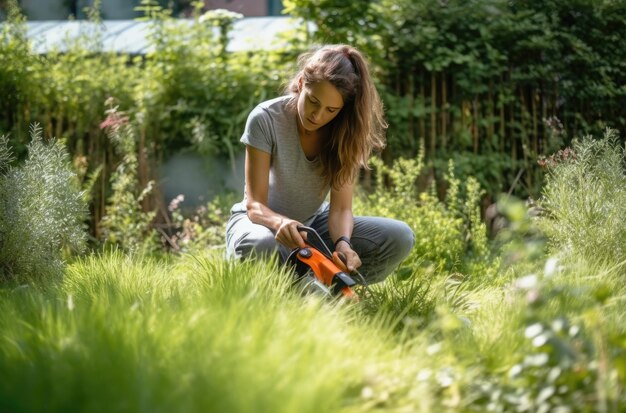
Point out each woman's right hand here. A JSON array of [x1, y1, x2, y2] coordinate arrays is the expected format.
[[274, 218, 308, 249]]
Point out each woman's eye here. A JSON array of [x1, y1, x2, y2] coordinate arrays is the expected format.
[[328, 109, 336, 113], [308, 97, 319, 105]]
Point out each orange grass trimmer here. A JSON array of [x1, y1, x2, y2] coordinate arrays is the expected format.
[[286, 226, 365, 299]]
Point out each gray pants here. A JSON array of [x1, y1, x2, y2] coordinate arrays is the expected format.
[[225, 203, 415, 283]]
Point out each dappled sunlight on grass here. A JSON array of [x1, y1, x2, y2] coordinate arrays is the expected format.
[[1, 251, 439, 412]]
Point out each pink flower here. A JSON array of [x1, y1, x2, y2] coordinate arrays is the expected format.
[[99, 111, 129, 131], [168, 194, 185, 212]]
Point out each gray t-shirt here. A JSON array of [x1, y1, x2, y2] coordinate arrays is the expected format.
[[232, 95, 329, 223]]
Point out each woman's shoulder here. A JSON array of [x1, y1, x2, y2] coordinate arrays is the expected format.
[[248, 95, 295, 125], [242, 95, 295, 149], [255, 95, 294, 113]]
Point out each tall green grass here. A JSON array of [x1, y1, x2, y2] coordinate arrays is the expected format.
[[3, 251, 623, 412], [0, 251, 436, 412], [2, 131, 626, 411]]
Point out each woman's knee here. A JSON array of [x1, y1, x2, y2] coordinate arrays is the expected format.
[[354, 219, 414, 283], [391, 220, 415, 261], [236, 233, 278, 259], [353, 217, 414, 262]]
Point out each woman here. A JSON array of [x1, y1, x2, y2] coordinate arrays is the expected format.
[[226, 44, 414, 283]]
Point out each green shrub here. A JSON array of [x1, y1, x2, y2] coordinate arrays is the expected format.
[[356, 156, 462, 272], [0, 125, 87, 280], [137, 5, 290, 162], [539, 128, 626, 265], [462, 251, 626, 412], [491, 195, 548, 284], [356, 143, 492, 276], [0, 1, 43, 153], [98, 105, 158, 253]]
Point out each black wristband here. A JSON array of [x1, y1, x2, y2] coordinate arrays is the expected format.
[[334, 235, 352, 249]]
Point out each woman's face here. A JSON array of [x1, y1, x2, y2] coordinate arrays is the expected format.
[[297, 80, 344, 133]]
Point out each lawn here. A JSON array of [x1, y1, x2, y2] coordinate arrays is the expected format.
[[1, 132, 625, 412]]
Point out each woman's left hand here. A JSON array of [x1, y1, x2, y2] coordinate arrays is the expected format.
[[334, 242, 361, 273]]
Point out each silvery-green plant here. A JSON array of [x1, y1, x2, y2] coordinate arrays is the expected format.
[[0, 124, 87, 280], [539, 128, 626, 265], [0, 135, 14, 174]]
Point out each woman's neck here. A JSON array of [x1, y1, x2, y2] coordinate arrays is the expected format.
[[297, 116, 325, 160], [297, 116, 316, 138]]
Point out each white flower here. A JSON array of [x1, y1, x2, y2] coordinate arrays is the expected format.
[[427, 342, 442, 355], [544, 257, 559, 277], [515, 274, 538, 290], [417, 369, 432, 381], [525, 322, 543, 338]]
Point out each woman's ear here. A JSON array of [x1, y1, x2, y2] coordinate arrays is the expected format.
[[297, 76, 303, 92]]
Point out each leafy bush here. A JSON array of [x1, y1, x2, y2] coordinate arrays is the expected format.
[[355, 142, 492, 276], [98, 105, 158, 253], [0, 2, 43, 154], [0, 125, 87, 280], [136, 4, 290, 161], [539, 128, 626, 264], [461, 251, 626, 412], [490, 195, 548, 285]]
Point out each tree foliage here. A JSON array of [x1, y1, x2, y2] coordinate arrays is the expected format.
[[285, 0, 626, 197], [0, 2, 291, 237]]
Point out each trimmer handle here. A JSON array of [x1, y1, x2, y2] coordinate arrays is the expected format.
[[291, 226, 359, 300], [296, 226, 333, 258], [332, 251, 349, 273]]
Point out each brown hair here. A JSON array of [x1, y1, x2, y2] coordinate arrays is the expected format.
[[286, 45, 387, 190]]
